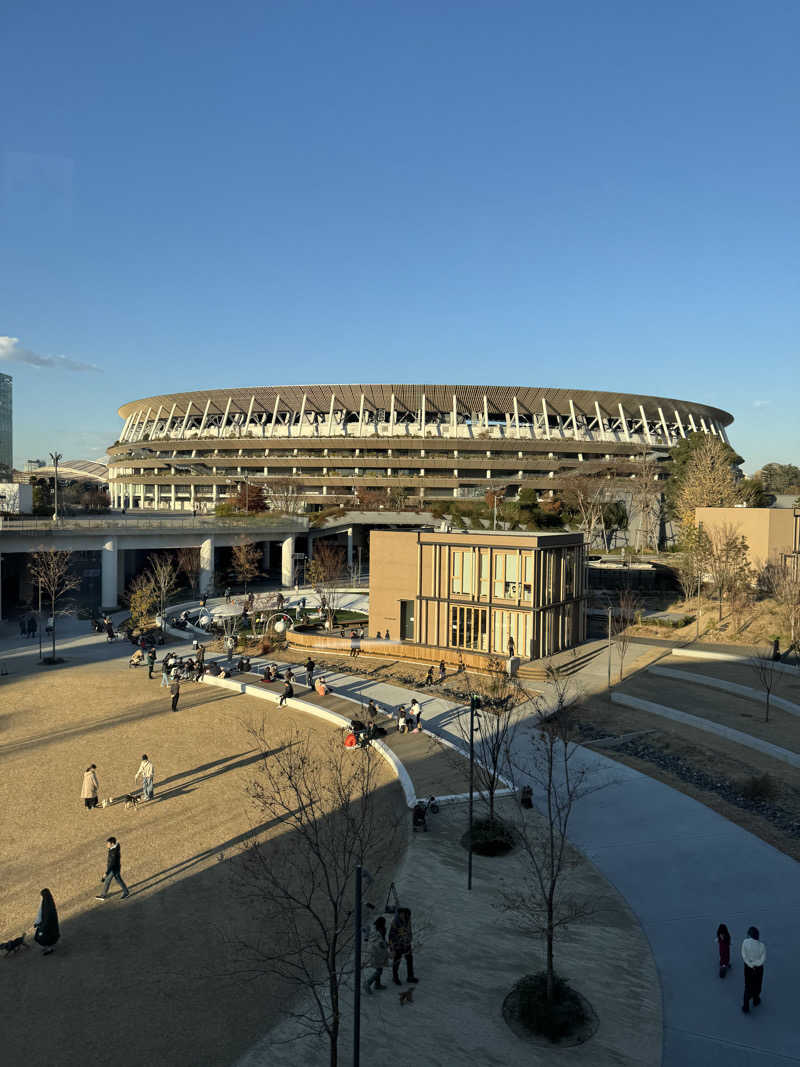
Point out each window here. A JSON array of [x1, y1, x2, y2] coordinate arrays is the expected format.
[[450, 606, 488, 650], [493, 552, 521, 600], [451, 549, 474, 595]]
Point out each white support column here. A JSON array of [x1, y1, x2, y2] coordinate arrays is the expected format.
[[270, 394, 280, 438], [140, 408, 153, 441], [639, 405, 652, 444], [718, 423, 730, 445], [358, 393, 365, 436], [101, 538, 119, 609], [164, 403, 177, 437], [200, 536, 215, 595], [709, 421, 719, 436], [451, 394, 457, 436], [674, 409, 686, 439], [180, 401, 194, 438], [541, 398, 551, 439], [699, 417, 708, 433], [244, 394, 255, 436], [618, 403, 630, 442], [346, 527, 354, 569], [129, 409, 143, 442], [421, 393, 427, 438], [513, 396, 520, 438], [120, 414, 133, 442], [298, 392, 307, 435], [197, 399, 211, 436], [389, 393, 396, 436], [328, 393, 336, 435], [482, 395, 489, 434], [594, 400, 604, 439], [149, 405, 163, 440], [281, 536, 295, 587], [687, 413, 697, 433], [568, 397, 579, 438], [154, 483, 160, 510], [657, 406, 671, 444], [221, 396, 232, 438]]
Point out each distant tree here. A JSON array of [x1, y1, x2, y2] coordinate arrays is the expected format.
[[266, 477, 304, 515], [610, 587, 642, 683], [230, 481, 267, 513], [28, 549, 80, 662], [31, 477, 53, 516], [231, 538, 261, 592], [755, 463, 800, 494], [353, 488, 386, 511], [126, 572, 158, 629], [176, 547, 202, 596], [704, 523, 752, 623], [307, 541, 347, 625], [674, 525, 710, 605], [559, 464, 618, 549], [737, 478, 771, 508], [80, 487, 111, 512], [749, 649, 784, 723], [761, 561, 800, 648], [628, 448, 665, 550], [666, 434, 742, 526], [147, 553, 181, 621]]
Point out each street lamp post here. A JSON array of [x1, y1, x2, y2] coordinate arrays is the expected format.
[[467, 692, 481, 890], [49, 451, 62, 521]]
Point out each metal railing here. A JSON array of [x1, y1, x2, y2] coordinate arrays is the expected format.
[[0, 514, 309, 533]]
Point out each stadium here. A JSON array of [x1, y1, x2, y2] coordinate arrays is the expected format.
[[107, 385, 734, 512]]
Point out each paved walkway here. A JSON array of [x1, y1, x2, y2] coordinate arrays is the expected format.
[[270, 652, 800, 1066]]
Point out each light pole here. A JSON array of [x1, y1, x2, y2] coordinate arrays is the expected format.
[[49, 451, 62, 521], [467, 692, 481, 890]]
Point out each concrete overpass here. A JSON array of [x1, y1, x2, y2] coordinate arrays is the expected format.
[[0, 510, 436, 614]]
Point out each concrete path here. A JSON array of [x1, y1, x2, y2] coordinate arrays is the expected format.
[[276, 658, 800, 1066]]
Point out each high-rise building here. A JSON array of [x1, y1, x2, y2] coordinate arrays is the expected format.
[[0, 373, 12, 473]]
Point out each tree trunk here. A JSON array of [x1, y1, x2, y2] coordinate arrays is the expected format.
[[765, 692, 770, 724], [51, 593, 56, 661], [718, 590, 723, 622], [545, 921, 555, 1004]]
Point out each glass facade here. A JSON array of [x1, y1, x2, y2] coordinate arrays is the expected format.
[[0, 374, 12, 471]]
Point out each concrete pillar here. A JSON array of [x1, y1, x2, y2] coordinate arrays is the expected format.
[[101, 538, 118, 609], [307, 534, 314, 561], [346, 527, 354, 569], [281, 536, 295, 587], [200, 536, 215, 594]]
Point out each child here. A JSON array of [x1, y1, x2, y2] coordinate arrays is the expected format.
[[398, 706, 408, 734], [716, 923, 731, 978]]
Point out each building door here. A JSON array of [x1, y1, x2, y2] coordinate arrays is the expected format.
[[399, 600, 415, 640]]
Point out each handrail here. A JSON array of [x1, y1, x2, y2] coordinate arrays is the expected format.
[[0, 515, 309, 533]]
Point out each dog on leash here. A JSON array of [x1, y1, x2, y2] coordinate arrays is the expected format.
[[123, 793, 139, 810], [1, 932, 28, 956], [101, 797, 112, 809], [399, 987, 414, 1006]]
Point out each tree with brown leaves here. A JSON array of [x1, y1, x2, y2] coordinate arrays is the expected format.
[[231, 538, 261, 592], [307, 541, 347, 626]]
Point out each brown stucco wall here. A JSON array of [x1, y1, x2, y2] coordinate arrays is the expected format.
[[695, 507, 795, 568], [369, 530, 420, 638]]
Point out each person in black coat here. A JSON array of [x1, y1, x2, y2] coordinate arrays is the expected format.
[[33, 888, 60, 955], [96, 837, 130, 900], [388, 907, 418, 984]]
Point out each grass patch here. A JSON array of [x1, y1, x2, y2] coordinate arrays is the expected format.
[[740, 773, 776, 802], [461, 816, 515, 856]]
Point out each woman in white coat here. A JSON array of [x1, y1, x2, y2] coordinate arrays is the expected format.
[[81, 764, 99, 810]]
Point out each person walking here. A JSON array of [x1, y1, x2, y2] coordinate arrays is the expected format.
[[305, 657, 315, 689], [146, 646, 157, 679], [366, 699, 379, 722], [508, 635, 515, 658], [170, 678, 180, 712], [439, 659, 446, 683], [160, 658, 170, 687], [279, 678, 293, 707], [224, 586, 231, 603], [410, 698, 423, 732], [364, 916, 389, 994], [384, 630, 390, 640], [33, 888, 60, 955], [425, 666, 434, 686], [716, 923, 732, 978], [96, 837, 130, 900], [19, 616, 26, 639], [81, 764, 99, 810], [741, 926, 766, 1012], [28, 615, 37, 640], [388, 907, 418, 985], [134, 754, 155, 800]]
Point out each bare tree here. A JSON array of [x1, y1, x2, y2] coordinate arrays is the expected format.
[[176, 547, 202, 597], [455, 658, 526, 823], [231, 725, 401, 1067], [307, 541, 347, 626], [28, 549, 80, 662], [125, 572, 158, 629], [147, 553, 181, 622], [558, 463, 619, 550], [750, 648, 784, 723], [762, 560, 800, 649], [504, 670, 604, 1005], [610, 587, 642, 683], [231, 538, 261, 592], [629, 448, 664, 550], [266, 477, 304, 515], [674, 525, 710, 605], [705, 523, 752, 623]]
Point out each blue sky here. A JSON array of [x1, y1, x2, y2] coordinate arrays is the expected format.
[[2, 1, 798, 472]]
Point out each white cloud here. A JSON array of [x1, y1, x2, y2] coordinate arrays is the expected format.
[[0, 336, 100, 373], [752, 400, 770, 408]]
